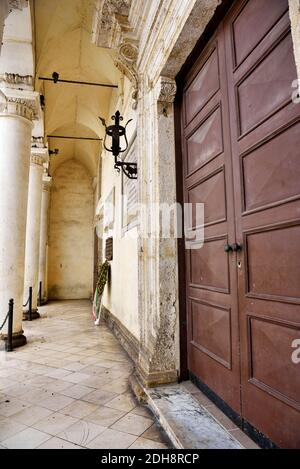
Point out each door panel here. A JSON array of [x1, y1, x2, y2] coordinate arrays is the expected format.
[[182, 0, 300, 448], [224, 0, 300, 448], [182, 25, 241, 413]]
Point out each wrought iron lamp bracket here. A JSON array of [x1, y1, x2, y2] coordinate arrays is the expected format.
[[99, 111, 137, 180]]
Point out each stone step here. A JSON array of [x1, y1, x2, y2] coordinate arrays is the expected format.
[[131, 379, 244, 449]]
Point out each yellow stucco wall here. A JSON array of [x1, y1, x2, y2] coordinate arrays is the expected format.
[[99, 79, 140, 340], [48, 159, 94, 300]]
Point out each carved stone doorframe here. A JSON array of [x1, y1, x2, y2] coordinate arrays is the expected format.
[[136, 0, 223, 387]]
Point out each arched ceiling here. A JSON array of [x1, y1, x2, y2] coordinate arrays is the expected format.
[[33, 0, 120, 176]]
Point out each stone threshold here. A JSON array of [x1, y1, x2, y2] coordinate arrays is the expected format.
[[130, 377, 259, 449]]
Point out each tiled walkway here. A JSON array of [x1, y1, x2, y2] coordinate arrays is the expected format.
[[0, 300, 170, 449]]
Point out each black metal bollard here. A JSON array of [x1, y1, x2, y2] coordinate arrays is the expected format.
[[6, 299, 14, 352], [38, 281, 42, 307], [28, 286, 33, 321]]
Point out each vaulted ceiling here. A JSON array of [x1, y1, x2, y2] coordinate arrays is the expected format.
[[33, 0, 120, 176]]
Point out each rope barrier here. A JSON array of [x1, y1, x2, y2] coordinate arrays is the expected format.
[[1, 299, 14, 352], [0, 310, 10, 331], [23, 287, 32, 321], [23, 296, 29, 308]]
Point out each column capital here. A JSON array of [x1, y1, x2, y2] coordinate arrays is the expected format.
[[42, 175, 52, 192], [156, 76, 177, 104], [7, 0, 28, 11], [0, 88, 40, 122], [30, 146, 49, 167]]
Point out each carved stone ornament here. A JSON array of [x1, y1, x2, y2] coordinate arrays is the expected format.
[[4, 97, 35, 120], [92, 0, 139, 108], [30, 154, 45, 166], [115, 41, 139, 109], [92, 0, 131, 49], [31, 136, 45, 148], [8, 0, 28, 11], [31, 147, 49, 166], [0, 73, 33, 89], [157, 77, 177, 104]]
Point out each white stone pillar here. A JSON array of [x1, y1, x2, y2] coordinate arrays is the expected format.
[[23, 147, 48, 320], [0, 94, 34, 348], [38, 174, 52, 304]]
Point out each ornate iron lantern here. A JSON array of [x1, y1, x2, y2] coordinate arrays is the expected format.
[[99, 111, 137, 179]]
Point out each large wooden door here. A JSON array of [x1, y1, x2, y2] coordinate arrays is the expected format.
[[182, 22, 241, 414], [181, 0, 300, 448]]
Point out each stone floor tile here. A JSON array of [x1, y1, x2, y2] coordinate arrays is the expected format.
[[46, 379, 74, 393], [0, 397, 30, 417], [82, 389, 118, 405], [58, 420, 106, 446], [0, 301, 168, 450], [0, 418, 27, 442], [19, 387, 51, 404], [60, 384, 93, 399], [26, 375, 57, 388], [45, 368, 73, 379], [0, 368, 20, 378], [141, 423, 168, 443], [62, 362, 87, 372], [4, 382, 36, 398], [2, 427, 51, 449], [84, 406, 126, 427], [131, 405, 153, 418], [80, 375, 111, 389], [37, 437, 83, 449], [10, 405, 53, 426], [104, 392, 137, 412], [129, 437, 169, 449], [101, 379, 129, 394], [39, 393, 75, 412], [111, 413, 153, 436], [87, 428, 137, 449], [61, 400, 99, 419], [62, 372, 91, 384], [80, 365, 107, 376], [0, 378, 16, 391], [33, 412, 78, 436]]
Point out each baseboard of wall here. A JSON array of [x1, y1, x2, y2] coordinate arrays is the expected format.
[[101, 306, 140, 364]]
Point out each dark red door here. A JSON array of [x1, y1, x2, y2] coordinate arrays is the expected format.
[[181, 0, 300, 448], [182, 22, 241, 414]]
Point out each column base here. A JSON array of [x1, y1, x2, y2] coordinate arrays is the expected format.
[[136, 363, 178, 388], [23, 309, 40, 321], [0, 331, 27, 351]]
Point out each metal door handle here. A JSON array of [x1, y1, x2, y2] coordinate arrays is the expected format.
[[224, 243, 242, 253]]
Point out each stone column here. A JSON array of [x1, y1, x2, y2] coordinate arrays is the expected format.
[[0, 93, 34, 348], [23, 147, 48, 320], [137, 76, 180, 386], [38, 174, 52, 305]]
